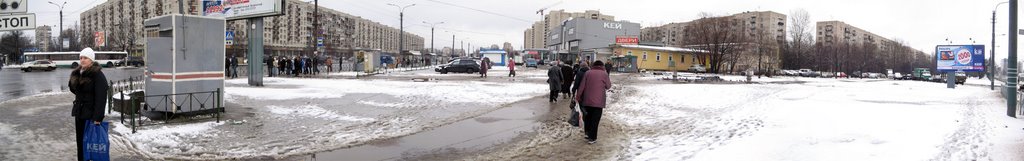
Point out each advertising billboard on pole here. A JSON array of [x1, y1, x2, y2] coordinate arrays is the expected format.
[[935, 45, 985, 72], [201, 0, 284, 20]]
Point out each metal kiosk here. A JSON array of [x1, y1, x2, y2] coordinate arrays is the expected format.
[[142, 14, 226, 120]]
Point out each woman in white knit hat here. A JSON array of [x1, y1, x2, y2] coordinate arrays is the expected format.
[[68, 47, 108, 161]]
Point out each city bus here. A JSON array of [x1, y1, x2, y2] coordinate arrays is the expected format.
[[23, 51, 127, 68]]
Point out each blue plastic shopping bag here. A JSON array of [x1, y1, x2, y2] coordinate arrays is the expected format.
[[83, 120, 110, 161]]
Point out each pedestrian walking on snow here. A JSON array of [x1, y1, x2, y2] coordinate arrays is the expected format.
[[572, 61, 590, 94], [547, 61, 563, 102], [230, 56, 239, 78], [561, 61, 575, 98], [480, 57, 492, 78], [508, 59, 516, 77], [575, 60, 612, 144]]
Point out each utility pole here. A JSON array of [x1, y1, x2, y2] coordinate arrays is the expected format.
[[452, 34, 456, 57], [315, 0, 319, 55], [388, 3, 415, 54], [48, 1, 67, 52], [994, 1, 1009, 90], [424, 21, 444, 55], [1008, 0, 1019, 118]]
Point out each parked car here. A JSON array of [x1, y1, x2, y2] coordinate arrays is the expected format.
[[893, 72, 904, 80], [525, 58, 539, 68], [798, 69, 819, 77], [124, 56, 145, 67], [688, 64, 707, 73], [819, 71, 835, 78], [955, 71, 967, 84], [867, 73, 884, 79], [22, 60, 57, 72], [930, 73, 945, 82], [836, 72, 849, 78], [900, 73, 912, 80], [435, 59, 480, 74]]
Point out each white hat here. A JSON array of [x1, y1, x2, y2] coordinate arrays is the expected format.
[[80, 47, 96, 60]]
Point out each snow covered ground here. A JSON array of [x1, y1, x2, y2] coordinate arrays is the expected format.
[[3, 71, 1021, 160], [202, 77, 545, 159], [609, 77, 1024, 161]]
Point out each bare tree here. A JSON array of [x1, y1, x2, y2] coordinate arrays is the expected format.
[[684, 12, 748, 73], [783, 9, 812, 70], [108, 1, 139, 55], [1, 31, 31, 63]]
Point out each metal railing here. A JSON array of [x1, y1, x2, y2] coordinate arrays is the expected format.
[[106, 75, 145, 133], [106, 76, 224, 133], [140, 88, 224, 125]]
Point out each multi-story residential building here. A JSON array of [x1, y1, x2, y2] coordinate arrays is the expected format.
[[642, 11, 786, 48], [639, 11, 786, 73], [34, 25, 52, 52], [640, 22, 689, 47], [816, 20, 894, 50], [732, 11, 787, 43], [80, 0, 423, 58], [523, 10, 615, 49]]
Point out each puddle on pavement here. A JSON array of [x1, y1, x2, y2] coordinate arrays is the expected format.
[[299, 96, 553, 161]]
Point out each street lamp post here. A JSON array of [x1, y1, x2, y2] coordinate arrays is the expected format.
[[424, 21, 444, 57], [48, 1, 67, 52], [994, 1, 1009, 90], [1009, 0, 1019, 118], [388, 3, 415, 54]]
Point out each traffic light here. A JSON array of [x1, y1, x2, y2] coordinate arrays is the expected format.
[[0, 0, 26, 14]]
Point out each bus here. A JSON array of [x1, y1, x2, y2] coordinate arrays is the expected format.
[[23, 51, 127, 68]]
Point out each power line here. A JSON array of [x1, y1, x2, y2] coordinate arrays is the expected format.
[[69, 0, 101, 14], [409, 24, 504, 37], [421, 0, 532, 23]]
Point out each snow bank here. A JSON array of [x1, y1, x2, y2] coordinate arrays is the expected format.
[[110, 121, 225, 159]]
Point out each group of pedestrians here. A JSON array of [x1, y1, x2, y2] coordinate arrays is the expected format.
[[225, 54, 346, 78], [547, 60, 613, 144], [268, 55, 331, 77]]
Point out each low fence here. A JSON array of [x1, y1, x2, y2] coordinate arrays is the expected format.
[[106, 76, 225, 133]]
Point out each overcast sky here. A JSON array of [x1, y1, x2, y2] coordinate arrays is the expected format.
[[23, 0, 1021, 60]]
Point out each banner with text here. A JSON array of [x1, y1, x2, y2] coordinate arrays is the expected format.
[[935, 45, 985, 72], [202, 0, 284, 20]]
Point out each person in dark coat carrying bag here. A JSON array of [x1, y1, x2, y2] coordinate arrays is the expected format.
[[69, 47, 109, 161], [547, 61, 563, 103], [575, 60, 612, 144]]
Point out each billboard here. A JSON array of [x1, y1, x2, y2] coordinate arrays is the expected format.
[[201, 0, 285, 20], [935, 45, 985, 72], [94, 32, 106, 47]]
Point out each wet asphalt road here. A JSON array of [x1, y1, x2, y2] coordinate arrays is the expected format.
[[0, 67, 145, 103]]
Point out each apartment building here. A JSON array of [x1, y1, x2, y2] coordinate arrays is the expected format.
[[816, 20, 894, 50], [34, 25, 51, 52], [642, 11, 786, 47], [80, 0, 423, 57]]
